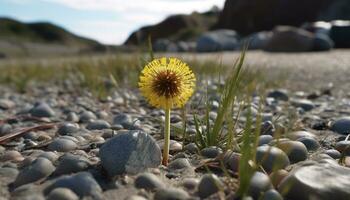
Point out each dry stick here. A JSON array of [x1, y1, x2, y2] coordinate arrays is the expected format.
[[0, 123, 56, 144], [0, 114, 51, 126]]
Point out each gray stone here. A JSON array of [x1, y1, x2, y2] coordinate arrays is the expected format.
[[196, 30, 239, 52], [125, 195, 147, 200], [53, 153, 90, 176], [0, 99, 15, 110], [113, 113, 133, 129], [0, 150, 24, 162], [157, 139, 182, 153], [134, 172, 164, 191], [198, 174, 223, 199], [256, 146, 290, 173], [48, 138, 77, 152], [37, 151, 59, 162], [261, 189, 283, 200], [168, 158, 192, 171], [66, 112, 79, 122], [259, 135, 274, 146], [331, 117, 350, 134], [263, 26, 314, 52], [248, 172, 273, 199], [335, 140, 350, 156], [47, 188, 79, 200], [291, 99, 315, 111], [181, 178, 199, 191], [277, 140, 308, 164], [184, 143, 198, 154], [154, 188, 189, 200], [286, 131, 315, 140], [86, 120, 111, 130], [0, 124, 12, 136], [30, 102, 55, 118], [200, 146, 222, 158], [13, 157, 55, 187], [279, 162, 350, 200], [260, 121, 275, 135], [57, 123, 80, 135], [312, 33, 334, 51], [44, 172, 102, 199], [99, 130, 161, 176], [223, 151, 240, 172], [324, 149, 341, 159], [79, 111, 97, 123], [244, 31, 272, 50], [267, 89, 289, 101], [297, 137, 320, 151]]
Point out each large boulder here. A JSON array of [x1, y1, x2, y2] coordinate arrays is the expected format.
[[214, 0, 349, 36], [196, 29, 239, 52], [330, 20, 350, 48], [263, 26, 315, 52]]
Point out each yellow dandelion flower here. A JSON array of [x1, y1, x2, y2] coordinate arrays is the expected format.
[[139, 57, 196, 109]]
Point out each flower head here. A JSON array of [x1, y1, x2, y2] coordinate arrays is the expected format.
[[139, 57, 195, 109]]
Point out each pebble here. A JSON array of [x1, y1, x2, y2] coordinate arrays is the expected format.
[[279, 161, 350, 200], [269, 169, 289, 188], [291, 99, 315, 111], [223, 151, 240, 172], [37, 151, 59, 162], [0, 124, 12, 136], [286, 131, 315, 140], [335, 140, 350, 156], [267, 89, 289, 101], [256, 146, 290, 173], [157, 139, 183, 153], [53, 153, 90, 176], [181, 178, 199, 191], [57, 123, 80, 135], [44, 172, 102, 199], [13, 157, 55, 188], [66, 112, 79, 122], [125, 195, 147, 200], [0, 150, 24, 162], [48, 138, 78, 152], [79, 111, 97, 123], [0, 99, 15, 109], [30, 102, 55, 118], [260, 121, 275, 135], [297, 137, 320, 151], [86, 120, 111, 130], [154, 188, 189, 200], [258, 135, 274, 146], [198, 174, 223, 199], [200, 146, 223, 158], [99, 130, 161, 176], [261, 189, 283, 200], [331, 117, 350, 134], [113, 113, 133, 128], [134, 172, 164, 190], [324, 149, 341, 159], [47, 188, 79, 200], [168, 158, 192, 171], [277, 140, 308, 163], [184, 143, 198, 154], [248, 171, 273, 199]]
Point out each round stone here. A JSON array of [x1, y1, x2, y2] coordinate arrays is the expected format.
[[267, 89, 289, 101], [48, 138, 77, 152], [53, 153, 90, 176], [57, 123, 80, 135], [154, 188, 189, 200], [47, 188, 79, 200], [157, 140, 183, 153], [0, 150, 24, 162], [269, 169, 289, 188], [113, 114, 133, 129], [223, 151, 240, 172], [324, 149, 341, 159], [13, 157, 55, 188], [256, 146, 290, 173], [184, 143, 198, 154], [248, 171, 273, 199], [331, 117, 350, 134], [259, 135, 274, 146], [44, 172, 102, 199], [335, 141, 350, 156], [297, 137, 320, 151], [134, 172, 164, 191], [286, 131, 315, 140], [66, 112, 79, 122], [181, 178, 199, 191], [198, 174, 223, 199], [200, 146, 223, 158], [79, 111, 97, 123], [277, 140, 308, 163], [291, 99, 315, 111], [260, 121, 275, 135], [262, 189, 283, 200], [279, 162, 350, 200], [0, 124, 12, 136], [37, 151, 59, 162], [168, 158, 192, 171], [86, 120, 111, 130], [99, 130, 161, 176], [30, 102, 55, 118]]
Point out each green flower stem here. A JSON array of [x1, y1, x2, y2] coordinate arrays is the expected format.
[[162, 108, 171, 166]]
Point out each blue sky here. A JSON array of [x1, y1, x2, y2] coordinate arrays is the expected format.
[[0, 0, 225, 44]]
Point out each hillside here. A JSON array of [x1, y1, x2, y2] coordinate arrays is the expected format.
[[0, 17, 108, 58]]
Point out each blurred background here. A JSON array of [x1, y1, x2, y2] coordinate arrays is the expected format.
[[0, 0, 349, 58]]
